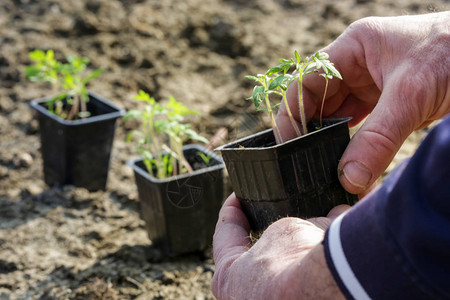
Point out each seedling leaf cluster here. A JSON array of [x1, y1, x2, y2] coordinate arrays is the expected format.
[[25, 49, 103, 120], [246, 50, 342, 142], [124, 90, 208, 179]]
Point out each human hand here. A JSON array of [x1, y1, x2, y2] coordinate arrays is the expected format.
[[277, 12, 450, 194], [212, 194, 349, 300]]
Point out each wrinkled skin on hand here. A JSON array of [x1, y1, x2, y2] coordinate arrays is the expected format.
[[212, 194, 348, 300], [277, 12, 450, 195]]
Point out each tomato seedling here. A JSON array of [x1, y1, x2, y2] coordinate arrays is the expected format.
[[25, 49, 103, 120], [246, 50, 342, 141], [124, 90, 208, 179]]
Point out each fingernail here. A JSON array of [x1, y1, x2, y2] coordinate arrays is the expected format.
[[340, 161, 372, 189]]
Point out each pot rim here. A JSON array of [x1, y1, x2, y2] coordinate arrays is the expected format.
[[215, 117, 352, 152], [127, 144, 225, 184], [30, 91, 125, 126]]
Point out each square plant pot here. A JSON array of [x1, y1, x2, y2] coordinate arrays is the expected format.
[[30, 91, 125, 191], [217, 117, 359, 232], [128, 144, 225, 256]]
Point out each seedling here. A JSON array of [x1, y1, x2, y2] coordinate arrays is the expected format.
[[246, 50, 342, 141], [124, 90, 209, 179], [25, 49, 103, 120], [197, 151, 212, 164]]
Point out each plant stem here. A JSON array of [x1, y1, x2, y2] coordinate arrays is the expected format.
[[163, 142, 193, 174], [147, 116, 164, 178], [175, 139, 193, 174], [160, 144, 175, 177], [319, 78, 329, 129], [263, 80, 283, 143], [270, 113, 282, 143], [67, 94, 79, 121], [81, 94, 87, 119], [49, 83, 57, 114], [297, 79, 308, 135], [282, 91, 301, 136], [180, 153, 193, 173]]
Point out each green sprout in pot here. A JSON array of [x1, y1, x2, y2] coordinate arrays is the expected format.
[[246, 50, 342, 142], [25, 49, 103, 120], [124, 90, 209, 179]]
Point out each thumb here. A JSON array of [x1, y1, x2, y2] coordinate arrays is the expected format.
[[338, 78, 416, 194]]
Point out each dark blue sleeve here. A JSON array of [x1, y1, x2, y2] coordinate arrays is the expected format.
[[323, 114, 450, 300]]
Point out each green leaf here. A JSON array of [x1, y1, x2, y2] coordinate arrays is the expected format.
[[245, 75, 258, 82], [251, 85, 265, 108], [304, 62, 317, 73], [265, 65, 283, 75], [294, 50, 301, 62], [313, 58, 324, 70], [133, 90, 155, 106], [279, 58, 293, 64], [280, 61, 293, 73], [324, 62, 342, 80], [279, 84, 288, 91], [320, 73, 333, 80], [29, 49, 47, 62], [316, 51, 329, 60], [62, 73, 75, 90], [78, 111, 91, 118], [166, 96, 200, 117], [186, 129, 209, 144], [123, 109, 141, 121], [67, 55, 89, 71], [126, 132, 134, 143], [268, 74, 285, 90], [143, 159, 154, 175], [46, 49, 55, 60], [197, 152, 211, 164], [125, 130, 143, 142], [24, 66, 43, 79], [82, 68, 103, 84], [283, 73, 294, 80]]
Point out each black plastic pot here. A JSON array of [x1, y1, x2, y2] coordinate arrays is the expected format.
[[30, 91, 125, 191], [217, 118, 359, 232], [128, 144, 225, 256]]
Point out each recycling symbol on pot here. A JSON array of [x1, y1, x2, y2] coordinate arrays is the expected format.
[[166, 177, 203, 209]]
